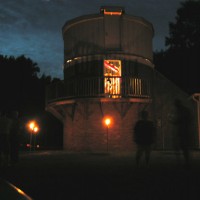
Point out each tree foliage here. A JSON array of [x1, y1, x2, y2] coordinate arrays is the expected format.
[[0, 54, 63, 148], [0, 54, 60, 114], [166, 0, 200, 49], [154, 0, 200, 95]]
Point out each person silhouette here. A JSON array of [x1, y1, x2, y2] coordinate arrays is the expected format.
[[172, 99, 191, 168], [133, 110, 156, 167], [0, 111, 12, 167], [9, 110, 21, 165]]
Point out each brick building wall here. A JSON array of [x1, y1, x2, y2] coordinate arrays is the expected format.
[[63, 100, 152, 153]]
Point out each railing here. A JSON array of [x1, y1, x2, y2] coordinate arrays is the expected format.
[[46, 77, 151, 104]]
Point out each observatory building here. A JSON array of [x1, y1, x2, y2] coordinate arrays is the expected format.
[[46, 6, 198, 152]]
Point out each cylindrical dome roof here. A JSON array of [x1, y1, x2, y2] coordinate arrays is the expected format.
[[62, 7, 154, 63]]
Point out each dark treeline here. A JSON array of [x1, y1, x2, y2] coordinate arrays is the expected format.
[[154, 0, 200, 95], [0, 54, 63, 149]]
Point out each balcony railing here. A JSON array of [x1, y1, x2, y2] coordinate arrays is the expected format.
[[46, 77, 151, 104]]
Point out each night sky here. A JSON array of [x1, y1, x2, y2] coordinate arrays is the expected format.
[[0, 0, 183, 79]]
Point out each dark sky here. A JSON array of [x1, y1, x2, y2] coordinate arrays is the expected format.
[[0, 0, 183, 79]]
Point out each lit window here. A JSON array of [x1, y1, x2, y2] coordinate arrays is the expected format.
[[100, 7, 123, 16], [104, 60, 121, 98]]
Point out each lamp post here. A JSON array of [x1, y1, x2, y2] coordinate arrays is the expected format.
[[29, 121, 39, 152], [105, 118, 111, 152]]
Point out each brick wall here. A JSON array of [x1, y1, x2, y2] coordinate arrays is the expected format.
[[63, 101, 151, 152]]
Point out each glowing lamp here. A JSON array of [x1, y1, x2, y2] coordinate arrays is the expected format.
[[28, 120, 39, 151], [29, 121, 39, 133], [29, 122, 35, 130], [105, 118, 111, 126], [33, 127, 38, 133]]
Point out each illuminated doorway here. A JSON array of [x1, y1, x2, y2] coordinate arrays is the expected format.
[[104, 60, 121, 98]]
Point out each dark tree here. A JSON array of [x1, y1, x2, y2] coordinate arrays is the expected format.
[[0, 55, 40, 112], [0, 54, 63, 149], [166, 0, 200, 49], [154, 0, 200, 95]]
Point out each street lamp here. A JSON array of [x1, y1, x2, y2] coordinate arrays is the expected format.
[[29, 121, 39, 151], [104, 117, 111, 152]]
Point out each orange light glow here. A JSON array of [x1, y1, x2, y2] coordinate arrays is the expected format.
[[104, 11, 122, 15], [29, 121, 35, 130], [16, 188, 25, 195], [102, 8, 123, 16], [105, 118, 111, 126], [104, 60, 120, 73], [33, 127, 38, 133], [100, 7, 124, 16], [28, 121, 39, 133]]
